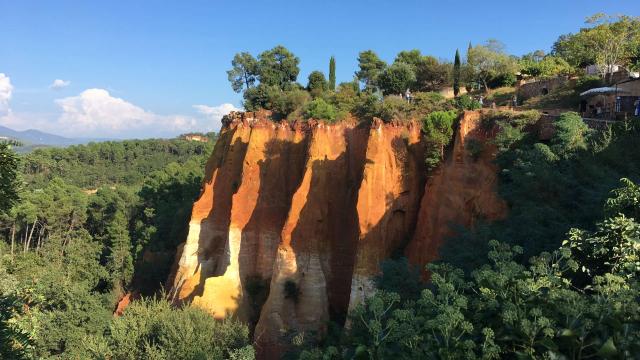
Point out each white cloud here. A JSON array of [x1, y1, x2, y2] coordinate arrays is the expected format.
[[193, 103, 240, 131], [50, 79, 71, 89], [0, 76, 239, 139], [0, 73, 13, 116], [55, 88, 200, 137]]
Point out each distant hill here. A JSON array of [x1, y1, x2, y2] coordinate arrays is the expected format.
[[0, 125, 113, 151], [0, 125, 81, 146]]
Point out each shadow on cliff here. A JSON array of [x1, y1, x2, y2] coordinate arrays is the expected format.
[[238, 137, 309, 330]]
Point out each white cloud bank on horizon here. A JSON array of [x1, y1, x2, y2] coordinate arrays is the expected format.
[[0, 74, 239, 138], [193, 103, 240, 131], [54, 88, 200, 138], [0, 73, 13, 116], [50, 79, 71, 89]]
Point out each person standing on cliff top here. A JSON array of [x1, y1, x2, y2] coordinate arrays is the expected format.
[[405, 88, 413, 104]]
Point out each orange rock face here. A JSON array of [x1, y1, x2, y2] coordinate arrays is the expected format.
[[405, 111, 508, 269], [168, 110, 506, 359]]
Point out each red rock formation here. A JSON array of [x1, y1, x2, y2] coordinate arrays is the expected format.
[[168, 110, 506, 359], [405, 111, 508, 269], [348, 119, 425, 311]]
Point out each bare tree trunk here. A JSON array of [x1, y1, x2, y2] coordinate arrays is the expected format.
[[23, 224, 29, 253], [10, 224, 15, 262], [36, 226, 45, 253], [25, 221, 37, 253]]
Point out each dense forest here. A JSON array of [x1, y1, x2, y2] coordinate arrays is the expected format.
[[1, 12, 640, 360]]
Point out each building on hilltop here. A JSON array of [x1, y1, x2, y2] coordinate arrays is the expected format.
[[180, 133, 209, 142]]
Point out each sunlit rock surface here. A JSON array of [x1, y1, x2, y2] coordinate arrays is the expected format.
[[168, 110, 505, 359]]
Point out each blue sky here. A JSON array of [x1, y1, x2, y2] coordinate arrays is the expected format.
[[1, 0, 638, 138]]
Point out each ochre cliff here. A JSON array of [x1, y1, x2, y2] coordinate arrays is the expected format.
[[405, 111, 508, 269], [168, 110, 505, 359]]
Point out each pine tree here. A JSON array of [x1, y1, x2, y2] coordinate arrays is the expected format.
[[329, 56, 336, 91], [453, 49, 461, 96]]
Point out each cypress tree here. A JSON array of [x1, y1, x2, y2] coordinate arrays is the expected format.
[[453, 49, 461, 96], [329, 56, 336, 91]]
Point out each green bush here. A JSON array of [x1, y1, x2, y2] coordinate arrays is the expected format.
[[487, 72, 516, 88], [486, 109, 541, 151], [271, 88, 311, 119], [552, 112, 591, 155], [304, 98, 337, 122], [378, 95, 412, 122], [83, 297, 254, 360], [455, 94, 481, 110], [423, 110, 458, 170], [412, 92, 454, 115]]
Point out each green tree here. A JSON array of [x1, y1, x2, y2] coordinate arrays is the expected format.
[[467, 40, 517, 91], [307, 70, 328, 96], [106, 210, 134, 291], [394, 49, 423, 68], [0, 144, 19, 214], [257, 45, 300, 90], [453, 49, 461, 96], [328, 56, 336, 91], [227, 52, 259, 93], [356, 50, 387, 91], [553, 14, 640, 75], [519, 55, 573, 79], [414, 56, 451, 92], [377, 62, 416, 96]]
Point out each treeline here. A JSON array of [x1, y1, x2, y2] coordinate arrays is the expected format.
[[226, 14, 639, 125], [22, 136, 216, 189]]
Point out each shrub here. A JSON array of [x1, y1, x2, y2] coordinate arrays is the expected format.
[[304, 98, 337, 122], [331, 82, 359, 114], [552, 112, 591, 155], [412, 92, 454, 115], [486, 110, 541, 152], [378, 95, 412, 122], [455, 94, 481, 110], [82, 296, 254, 360], [487, 72, 516, 88], [242, 84, 281, 111], [423, 110, 458, 170], [272, 88, 310, 119], [353, 92, 382, 121]]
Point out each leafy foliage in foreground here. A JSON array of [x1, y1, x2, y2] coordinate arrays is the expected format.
[[82, 297, 254, 360]]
